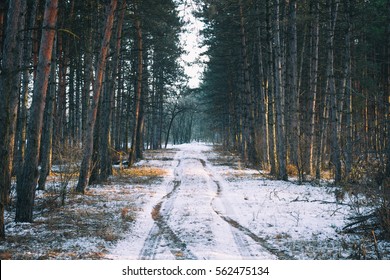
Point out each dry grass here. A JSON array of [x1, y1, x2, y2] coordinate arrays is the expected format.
[[121, 207, 137, 222], [0, 251, 12, 260], [275, 233, 292, 240], [112, 166, 168, 185], [175, 251, 184, 257], [287, 164, 298, 176], [151, 202, 162, 221], [1, 181, 143, 259], [114, 166, 167, 177]]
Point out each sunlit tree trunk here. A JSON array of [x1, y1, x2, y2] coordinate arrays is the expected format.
[[76, 0, 117, 193], [128, 11, 143, 166], [15, 0, 58, 222], [100, 0, 126, 182], [38, 36, 57, 191], [308, 0, 320, 176]]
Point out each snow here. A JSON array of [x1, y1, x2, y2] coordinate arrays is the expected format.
[[2, 142, 390, 260], [107, 143, 389, 260]]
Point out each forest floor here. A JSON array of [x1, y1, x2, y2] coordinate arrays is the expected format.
[[1, 142, 390, 260]]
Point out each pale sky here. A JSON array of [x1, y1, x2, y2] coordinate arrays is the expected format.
[[178, 1, 207, 88]]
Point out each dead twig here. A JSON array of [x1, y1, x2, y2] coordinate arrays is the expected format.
[[372, 230, 381, 260], [291, 197, 350, 206]]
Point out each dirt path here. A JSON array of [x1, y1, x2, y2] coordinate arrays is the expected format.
[[133, 145, 286, 260], [109, 143, 368, 260]]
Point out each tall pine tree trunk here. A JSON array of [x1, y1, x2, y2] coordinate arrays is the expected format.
[[386, 0, 390, 177], [100, 0, 126, 182], [38, 36, 57, 190], [256, 3, 269, 169], [239, 0, 259, 165], [76, 0, 117, 193], [15, 0, 58, 222], [308, 0, 320, 176], [82, 31, 93, 146], [326, 0, 341, 183], [128, 13, 143, 166], [273, 0, 287, 180], [0, 2, 5, 54], [286, 0, 299, 179], [15, 0, 38, 179], [343, 0, 353, 178], [267, 0, 276, 176], [0, 0, 26, 238]]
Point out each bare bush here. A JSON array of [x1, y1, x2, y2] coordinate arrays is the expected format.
[[51, 142, 82, 206]]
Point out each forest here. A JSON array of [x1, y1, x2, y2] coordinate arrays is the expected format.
[[0, 0, 389, 255]]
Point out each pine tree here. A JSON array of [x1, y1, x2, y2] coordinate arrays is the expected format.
[[16, 0, 58, 222]]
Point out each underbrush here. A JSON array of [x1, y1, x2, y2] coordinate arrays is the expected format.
[[1, 148, 176, 259], [336, 157, 390, 258], [1, 182, 141, 259]]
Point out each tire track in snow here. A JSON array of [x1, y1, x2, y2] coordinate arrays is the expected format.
[[205, 161, 294, 260], [139, 159, 197, 260], [203, 166, 258, 259], [210, 176, 264, 259]]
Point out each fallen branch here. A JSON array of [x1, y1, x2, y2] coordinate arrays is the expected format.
[[342, 211, 377, 233], [290, 197, 350, 206]]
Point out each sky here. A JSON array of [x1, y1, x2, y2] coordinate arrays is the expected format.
[[177, 1, 208, 89]]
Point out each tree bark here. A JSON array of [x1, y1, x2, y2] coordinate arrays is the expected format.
[[0, 1, 6, 54], [286, 0, 300, 179], [15, 0, 58, 223], [76, 0, 117, 193], [343, 0, 353, 178], [82, 29, 93, 146], [256, 3, 269, 170], [267, 0, 276, 176], [14, 0, 39, 179], [0, 0, 26, 237], [128, 13, 143, 166], [239, 0, 259, 165], [100, 0, 126, 182], [386, 0, 390, 177], [308, 0, 320, 176], [273, 0, 287, 180], [326, 0, 341, 183], [38, 35, 57, 190]]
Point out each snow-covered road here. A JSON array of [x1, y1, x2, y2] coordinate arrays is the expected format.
[[108, 143, 375, 260]]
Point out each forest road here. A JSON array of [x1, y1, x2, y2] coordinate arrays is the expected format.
[[137, 144, 289, 260]]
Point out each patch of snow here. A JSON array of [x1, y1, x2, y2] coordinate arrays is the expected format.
[[107, 143, 387, 260], [3, 142, 389, 260]]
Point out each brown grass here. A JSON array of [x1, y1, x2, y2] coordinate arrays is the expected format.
[[98, 228, 119, 242], [121, 207, 136, 222], [0, 251, 12, 260], [275, 233, 291, 240], [287, 164, 298, 176], [113, 167, 167, 177], [175, 251, 184, 257], [151, 203, 162, 221]]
